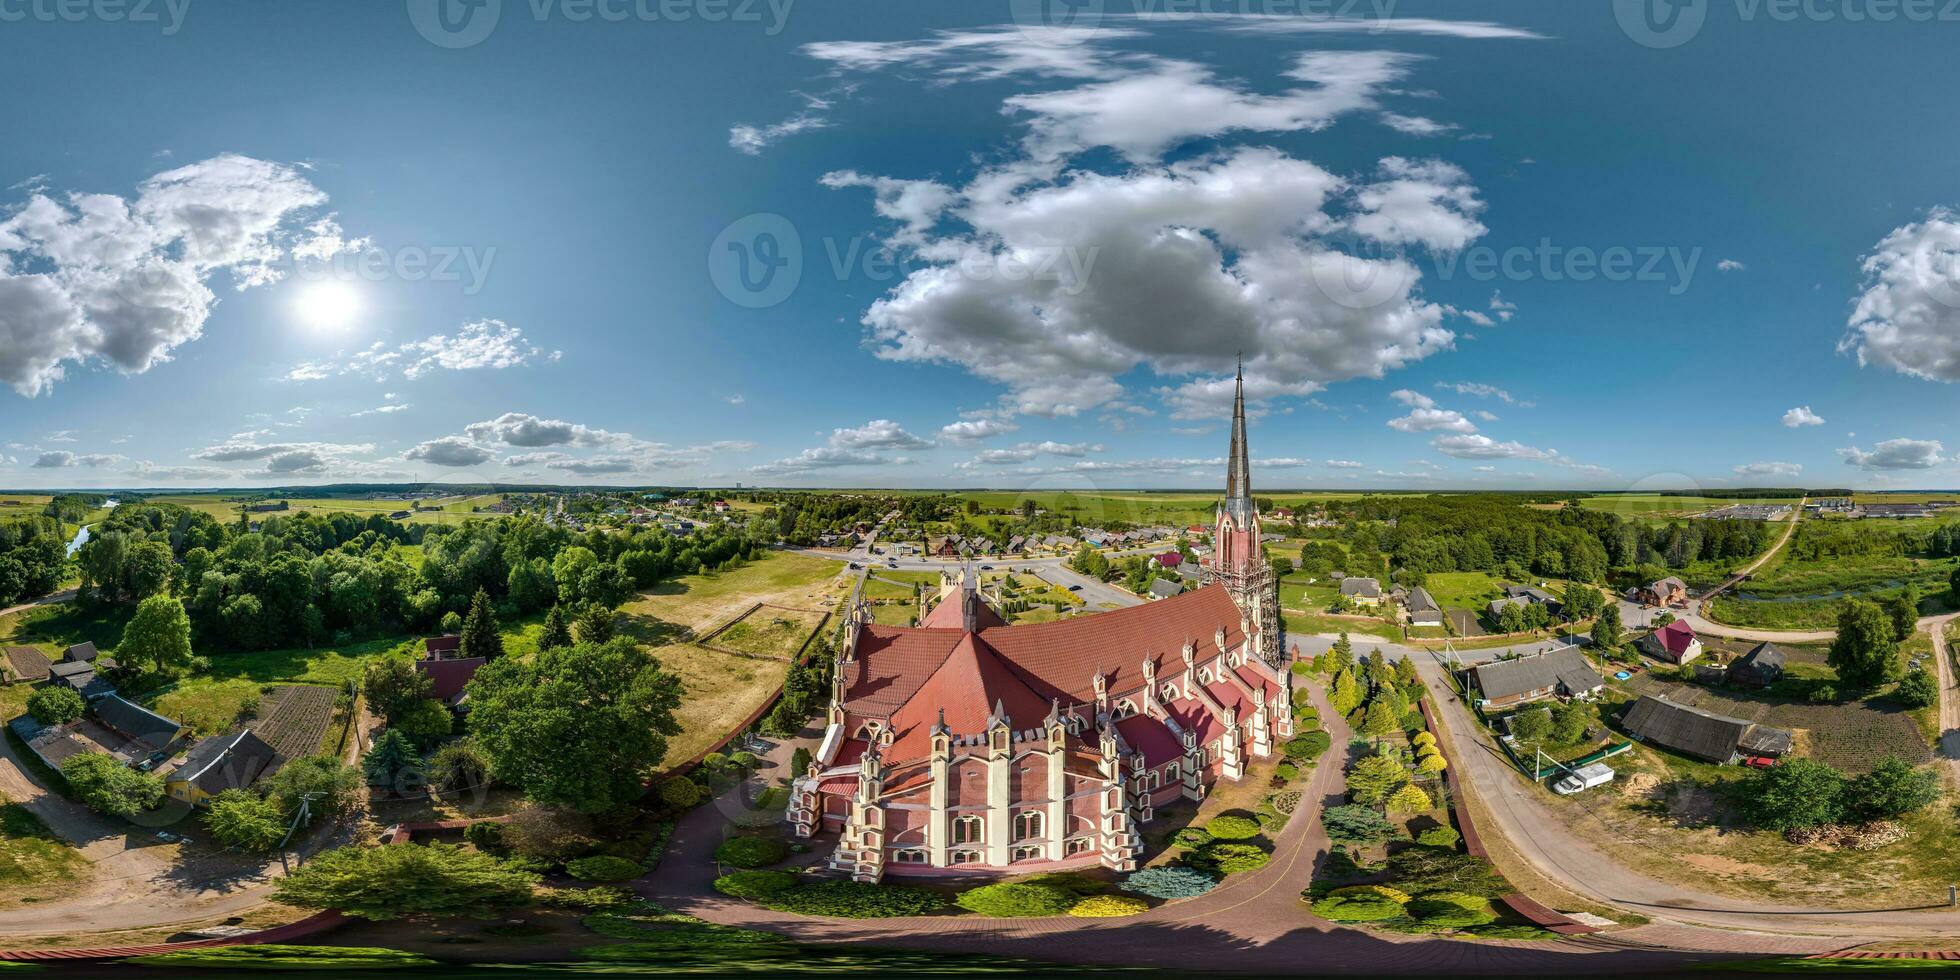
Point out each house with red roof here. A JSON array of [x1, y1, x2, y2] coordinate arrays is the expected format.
[[788, 364, 1289, 882], [1150, 550, 1184, 569], [1638, 619, 1703, 664]]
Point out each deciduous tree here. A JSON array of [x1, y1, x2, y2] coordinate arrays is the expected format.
[[119, 594, 195, 679], [203, 789, 287, 851], [271, 842, 540, 920], [1828, 600, 1900, 688]]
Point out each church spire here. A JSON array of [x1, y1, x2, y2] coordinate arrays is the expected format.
[[1224, 356, 1252, 521]]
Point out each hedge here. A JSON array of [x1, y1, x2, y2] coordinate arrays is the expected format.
[[125, 945, 436, 970], [1197, 842, 1271, 875], [760, 881, 945, 918], [1204, 814, 1261, 840], [955, 882, 1079, 917], [1068, 894, 1149, 917], [1121, 865, 1217, 899], [713, 870, 802, 901], [714, 835, 790, 868], [1415, 826, 1460, 849], [1310, 895, 1404, 922], [567, 855, 643, 882]]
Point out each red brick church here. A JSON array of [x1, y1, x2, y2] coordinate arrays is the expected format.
[[787, 366, 1291, 880]]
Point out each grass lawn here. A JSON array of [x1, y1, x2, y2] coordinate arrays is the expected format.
[[869, 604, 915, 627], [712, 608, 829, 659], [619, 553, 849, 766], [860, 576, 921, 601], [152, 678, 265, 736], [1277, 574, 1338, 611], [0, 795, 89, 902]]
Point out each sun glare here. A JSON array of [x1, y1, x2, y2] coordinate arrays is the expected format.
[[294, 280, 363, 331]]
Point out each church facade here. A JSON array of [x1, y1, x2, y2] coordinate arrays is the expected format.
[[786, 367, 1289, 881]]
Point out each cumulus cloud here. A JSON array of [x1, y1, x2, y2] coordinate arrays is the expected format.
[[1327, 459, 1364, 469], [405, 436, 496, 468], [1430, 433, 1555, 461], [827, 419, 932, 451], [32, 450, 121, 468], [0, 154, 356, 396], [189, 438, 375, 476], [1379, 113, 1455, 137], [1840, 438, 1944, 470], [1781, 405, 1825, 427], [1716, 258, 1745, 272], [752, 418, 930, 475], [289, 319, 558, 382], [938, 416, 1021, 444], [465, 412, 630, 449], [962, 440, 1105, 467], [1734, 461, 1802, 478], [1841, 208, 1960, 382], [1349, 157, 1486, 251]]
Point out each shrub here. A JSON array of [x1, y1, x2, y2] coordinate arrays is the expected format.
[[1468, 923, 1560, 940], [567, 855, 642, 882], [26, 685, 84, 725], [1310, 895, 1404, 922], [463, 822, 506, 852], [713, 870, 801, 901], [658, 777, 703, 810], [1284, 730, 1332, 761], [1171, 827, 1213, 849], [535, 886, 634, 911], [761, 881, 944, 918], [1415, 753, 1448, 775], [1068, 894, 1148, 917], [955, 882, 1079, 917], [1328, 884, 1411, 904], [1322, 804, 1395, 847], [1387, 784, 1433, 814], [1808, 684, 1838, 704], [714, 835, 790, 869], [1411, 731, 1437, 750], [1413, 890, 1488, 912], [1407, 893, 1497, 928], [1291, 661, 1311, 675], [1740, 758, 1847, 831], [1204, 814, 1261, 840], [503, 805, 598, 861], [1196, 842, 1271, 874], [1270, 790, 1302, 815], [1276, 762, 1300, 781], [1415, 826, 1461, 849], [1893, 669, 1937, 708], [1121, 865, 1217, 899]]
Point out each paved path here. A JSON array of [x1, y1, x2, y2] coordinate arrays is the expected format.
[[640, 680, 1833, 973], [1928, 613, 1960, 786], [0, 589, 77, 621]]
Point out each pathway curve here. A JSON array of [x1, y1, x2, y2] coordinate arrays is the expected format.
[[1927, 612, 1960, 785], [640, 679, 1830, 973]]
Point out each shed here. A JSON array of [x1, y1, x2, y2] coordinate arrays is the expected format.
[[1620, 695, 1750, 764], [1728, 642, 1787, 688], [90, 694, 189, 753]]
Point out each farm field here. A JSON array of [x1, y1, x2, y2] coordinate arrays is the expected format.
[[942, 490, 1417, 531], [1573, 494, 1795, 523], [618, 553, 849, 766], [137, 493, 507, 526]]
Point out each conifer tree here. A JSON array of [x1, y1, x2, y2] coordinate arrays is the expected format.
[[365, 728, 424, 789], [458, 588, 504, 661], [1331, 668, 1362, 716], [538, 604, 572, 651], [1361, 698, 1401, 738]]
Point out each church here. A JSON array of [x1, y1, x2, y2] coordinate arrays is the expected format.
[[786, 367, 1290, 881]]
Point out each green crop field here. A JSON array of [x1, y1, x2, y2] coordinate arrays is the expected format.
[[137, 492, 508, 526]]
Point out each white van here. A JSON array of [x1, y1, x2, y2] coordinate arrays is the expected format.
[[1552, 762, 1615, 795]]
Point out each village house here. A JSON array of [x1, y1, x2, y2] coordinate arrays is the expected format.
[[1340, 577, 1383, 606], [167, 729, 283, 806], [1636, 576, 1690, 607], [1727, 642, 1787, 688], [1467, 647, 1603, 710], [1638, 619, 1703, 664], [91, 694, 190, 757], [788, 366, 1288, 882], [1403, 586, 1443, 627]]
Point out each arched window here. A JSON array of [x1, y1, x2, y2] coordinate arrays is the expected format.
[[1162, 683, 1180, 702], [1165, 762, 1180, 782], [952, 814, 984, 845], [1198, 667, 1214, 685], [1012, 844, 1044, 863], [1146, 772, 1161, 790], [892, 848, 928, 864], [949, 849, 981, 866], [1065, 837, 1094, 857], [1115, 699, 1136, 719], [1014, 810, 1043, 841]]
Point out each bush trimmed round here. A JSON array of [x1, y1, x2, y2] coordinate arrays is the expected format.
[[1171, 827, 1213, 848], [1204, 814, 1261, 840], [713, 870, 801, 901], [714, 835, 790, 868], [658, 777, 703, 809], [1196, 842, 1270, 875], [1121, 866, 1217, 900], [566, 855, 642, 882], [760, 880, 944, 918], [1068, 894, 1148, 917], [955, 881, 1079, 917], [463, 821, 505, 851], [1415, 826, 1461, 849]]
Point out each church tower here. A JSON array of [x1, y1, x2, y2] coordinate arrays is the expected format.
[[1206, 359, 1282, 668]]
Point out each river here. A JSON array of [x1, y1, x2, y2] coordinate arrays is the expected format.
[[64, 498, 118, 557]]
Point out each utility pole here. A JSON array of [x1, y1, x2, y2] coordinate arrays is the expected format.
[[275, 793, 320, 875]]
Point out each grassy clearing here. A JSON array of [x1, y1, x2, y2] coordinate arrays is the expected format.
[[619, 554, 848, 766], [139, 492, 506, 527], [1575, 494, 1792, 523], [152, 678, 264, 736], [0, 795, 89, 899], [1421, 570, 1510, 613], [1278, 574, 1338, 611], [869, 604, 915, 627], [713, 609, 828, 659]]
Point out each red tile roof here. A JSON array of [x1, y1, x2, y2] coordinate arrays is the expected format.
[[423, 635, 461, 657], [887, 633, 1053, 758], [415, 656, 485, 704], [977, 585, 1247, 703], [1153, 551, 1184, 567], [1654, 619, 1698, 656], [1116, 714, 1183, 766]]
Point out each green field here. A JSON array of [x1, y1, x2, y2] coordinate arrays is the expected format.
[[0, 795, 89, 900], [1706, 550, 1960, 630], [136, 492, 508, 526], [1573, 494, 1795, 523]]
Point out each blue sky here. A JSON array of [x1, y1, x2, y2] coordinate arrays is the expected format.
[[3, 0, 1958, 492]]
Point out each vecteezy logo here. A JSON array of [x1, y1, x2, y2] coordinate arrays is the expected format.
[[1007, 0, 1105, 38], [709, 213, 802, 309], [407, 0, 502, 49], [1614, 0, 1706, 49]]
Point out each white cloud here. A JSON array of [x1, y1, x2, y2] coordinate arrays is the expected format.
[[752, 419, 931, 475], [44, 430, 75, 443], [803, 26, 1141, 82], [0, 154, 355, 396], [818, 171, 956, 246], [1437, 381, 1527, 405], [465, 412, 631, 449], [828, 419, 932, 451], [405, 436, 495, 468], [1390, 388, 1435, 409], [32, 450, 121, 468], [290, 320, 558, 382], [1388, 407, 1477, 434], [1734, 461, 1802, 478], [1840, 438, 1944, 470], [938, 417, 1021, 444], [1431, 433, 1555, 461], [126, 461, 235, 482], [1212, 16, 1549, 40], [729, 103, 832, 155], [1380, 113, 1454, 137], [1781, 405, 1825, 427], [1841, 208, 1960, 382], [1716, 258, 1745, 272], [1350, 157, 1486, 251], [1488, 291, 1517, 320], [726, 394, 745, 405], [1327, 459, 1364, 469], [352, 403, 411, 417]]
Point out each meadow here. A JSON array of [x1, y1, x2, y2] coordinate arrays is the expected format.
[[1572, 494, 1795, 524], [136, 492, 508, 526]]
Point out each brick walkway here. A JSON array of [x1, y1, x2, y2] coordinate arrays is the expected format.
[[639, 681, 1807, 974]]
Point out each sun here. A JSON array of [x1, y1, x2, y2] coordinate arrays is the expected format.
[[293, 280, 364, 331]]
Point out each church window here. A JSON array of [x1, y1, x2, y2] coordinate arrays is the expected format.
[[1065, 837, 1094, 857], [892, 848, 929, 864], [949, 849, 981, 866], [1012, 844, 1044, 863], [1014, 810, 1043, 841], [953, 815, 983, 844]]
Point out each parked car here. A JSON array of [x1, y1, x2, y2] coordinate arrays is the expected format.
[[1067, 584, 1083, 591], [980, 564, 994, 570]]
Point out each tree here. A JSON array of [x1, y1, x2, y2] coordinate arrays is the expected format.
[[62, 753, 164, 818], [1828, 600, 1900, 688], [26, 685, 84, 725], [1331, 632, 1354, 669], [1894, 668, 1938, 709], [573, 605, 616, 645], [1885, 583, 1922, 642], [1951, 564, 1960, 606], [1549, 700, 1594, 744], [362, 654, 433, 725], [537, 604, 573, 651], [1508, 707, 1552, 743], [466, 638, 683, 813], [429, 739, 493, 793], [203, 789, 287, 851], [1847, 756, 1939, 822], [1562, 584, 1604, 622], [1740, 758, 1846, 831], [1345, 754, 1407, 805], [1269, 556, 1294, 578], [1591, 604, 1622, 651], [394, 698, 454, 747], [118, 594, 195, 679], [363, 729, 424, 790], [262, 755, 365, 817], [1069, 544, 1109, 579], [1330, 669, 1362, 716], [458, 588, 504, 662], [1387, 783, 1433, 813], [1360, 699, 1401, 738], [271, 842, 540, 920], [1322, 804, 1396, 847]]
